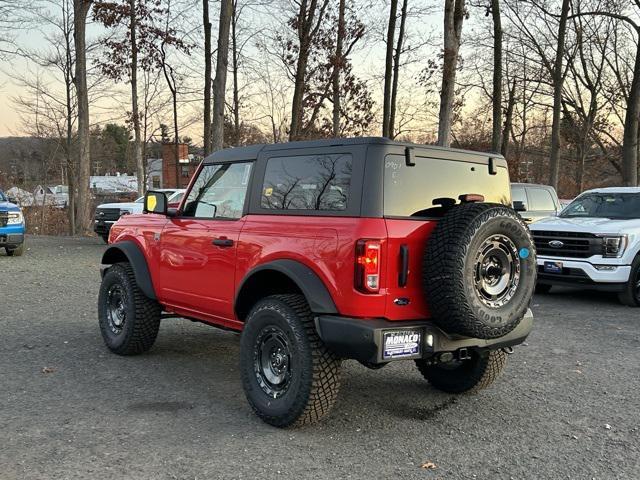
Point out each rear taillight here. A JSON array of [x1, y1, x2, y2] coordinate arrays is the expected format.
[[355, 240, 381, 293]]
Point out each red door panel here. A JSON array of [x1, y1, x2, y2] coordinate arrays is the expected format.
[[158, 217, 244, 321]]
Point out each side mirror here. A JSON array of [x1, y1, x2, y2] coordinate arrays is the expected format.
[[144, 191, 168, 215], [513, 200, 527, 212], [8, 196, 17, 204]]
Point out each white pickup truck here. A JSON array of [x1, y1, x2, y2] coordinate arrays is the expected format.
[[529, 187, 640, 306]]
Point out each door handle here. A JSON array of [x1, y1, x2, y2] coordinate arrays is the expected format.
[[212, 237, 234, 247]]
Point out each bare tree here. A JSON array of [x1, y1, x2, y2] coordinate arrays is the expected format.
[[491, 0, 502, 152], [437, 0, 466, 147], [73, 0, 92, 233], [203, 0, 212, 155], [288, 0, 331, 140], [548, 0, 571, 189], [332, 0, 345, 137], [211, 0, 233, 152], [382, 0, 398, 138], [389, 0, 409, 139], [129, 0, 143, 195]]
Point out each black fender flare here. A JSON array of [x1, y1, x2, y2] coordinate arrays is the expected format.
[[101, 241, 157, 300], [235, 259, 338, 316]]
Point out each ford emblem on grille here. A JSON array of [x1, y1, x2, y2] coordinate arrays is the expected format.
[[548, 240, 564, 248]]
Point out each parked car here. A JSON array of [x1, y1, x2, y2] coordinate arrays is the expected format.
[[94, 189, 185, 243], [0, 189, 26, 256], [98, 137, 536, 427], [530, 187, 640, 306], [511, 183, 561, 223]]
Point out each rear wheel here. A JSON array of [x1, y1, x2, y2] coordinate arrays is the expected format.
[[240, 294, 341, 427], [415, 350, 507, 393], [618, 256, 640, 307], [98, 262, 161, 355]]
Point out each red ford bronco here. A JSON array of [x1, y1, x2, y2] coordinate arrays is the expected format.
[[98, 137, 536, 427]]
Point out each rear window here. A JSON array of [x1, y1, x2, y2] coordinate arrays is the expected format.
[[261, 154, 352, 211], [511, 185, 527, 207], [384, 154, 510, 218], [528, 188, 556, 211]]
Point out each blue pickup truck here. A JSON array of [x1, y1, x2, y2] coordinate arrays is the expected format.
[[0, 189, 26, 256]]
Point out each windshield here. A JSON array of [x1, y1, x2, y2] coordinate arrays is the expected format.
[[560, 192, 640, 220]]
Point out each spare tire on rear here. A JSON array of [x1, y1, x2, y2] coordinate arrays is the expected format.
[[423, 202, 536, 339]]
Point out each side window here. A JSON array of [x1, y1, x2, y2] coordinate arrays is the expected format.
[[528, 188, 555, 211], [511, 186, 527, 207], [182, 162, 252, 219], [261, 153, 352, 211]]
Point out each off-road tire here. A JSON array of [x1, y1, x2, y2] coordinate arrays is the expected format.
[[618, 255, 640, 307], [535, 283, 552, 294], [240, 294, 341, 428], [415, 349, 507, 393], [98, 262, 161, 355], [6, 243, 24, 256], [423, 203, 536, 339]]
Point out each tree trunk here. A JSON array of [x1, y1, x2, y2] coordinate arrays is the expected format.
[[289, 47, 308, 141], [332, 0, 345, 137], [172, 79, 180, 188], [129, 0, 144, 195], [231, 0, 240, 145], [64, 0, 75, 235], [203, 0, 212, 156], [548, 0, 570, 190], [389, 0, 408, 140], [65, 70, 75, 235], [212, 0, 233, 152], [437, 0, 465, 147], [622, 36, 640, 186], [73, 0, 92, 234], [501, 78, 516, 159], [382, 0, 398, 138], [491, 0, 502, 152]]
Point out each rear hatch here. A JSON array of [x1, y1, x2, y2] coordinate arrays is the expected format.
[[382, 150, 511, 320]]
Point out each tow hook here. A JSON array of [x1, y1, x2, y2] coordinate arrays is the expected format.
[[502, 346, 514, 355]]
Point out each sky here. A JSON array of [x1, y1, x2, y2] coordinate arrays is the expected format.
[[0, 1, 450, 142]]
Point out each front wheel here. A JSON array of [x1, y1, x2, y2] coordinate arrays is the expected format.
[[618, 256, 640, 307], [98, 262, 161, 355], [6, 243, 24, 256], [415, 350, 507, 394], [240, 294, 341, 427]]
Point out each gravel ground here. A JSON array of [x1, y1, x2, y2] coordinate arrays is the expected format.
[[1, 235, 639, 480]]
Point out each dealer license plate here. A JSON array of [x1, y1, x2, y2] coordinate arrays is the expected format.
[[544, 261, 563, 274], [383, 330, 421, 360]]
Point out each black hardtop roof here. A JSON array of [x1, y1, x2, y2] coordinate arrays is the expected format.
[[203, 137, 504, 163]]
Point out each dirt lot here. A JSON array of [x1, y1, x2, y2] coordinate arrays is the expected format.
[[1, 235, 639, 479]]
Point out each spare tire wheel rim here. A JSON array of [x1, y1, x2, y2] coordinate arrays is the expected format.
[[473, 234, 521, 309], [253, 326, 292, 399]]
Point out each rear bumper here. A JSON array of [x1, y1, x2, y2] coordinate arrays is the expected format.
[[315, 309, 534, 364]]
